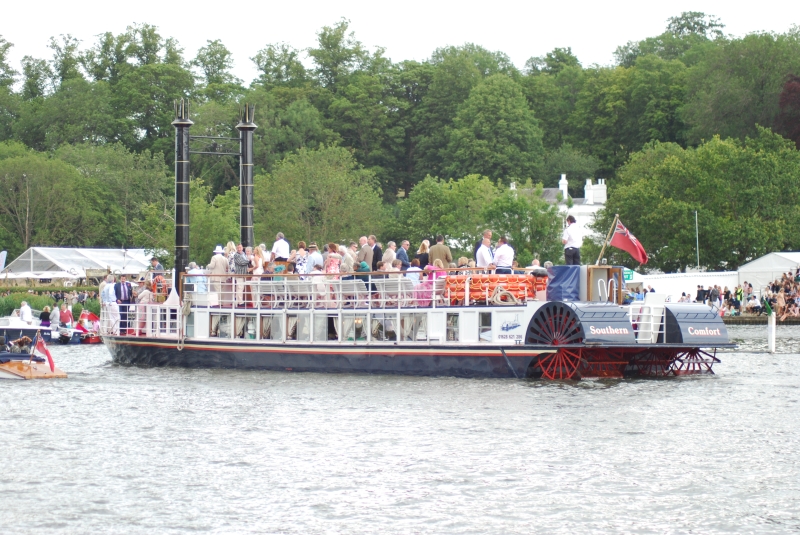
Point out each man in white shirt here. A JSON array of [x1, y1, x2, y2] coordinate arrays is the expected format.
[[19, 301, 32, 325], [493, 237, 514, 274], [101, 274, 120, 335], [562, 215, 582, 265], [270, 232, 290, 262], [476, 237, 494, 270]]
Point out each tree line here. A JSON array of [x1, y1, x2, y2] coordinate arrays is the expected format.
[[0, 13, 799, 272]]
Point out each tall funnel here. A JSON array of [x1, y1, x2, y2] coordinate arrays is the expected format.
[[172, 99, 193, 276], [236, 104, 257, 247]]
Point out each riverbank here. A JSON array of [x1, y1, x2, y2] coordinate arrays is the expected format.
[[722, 315, 799, 325]]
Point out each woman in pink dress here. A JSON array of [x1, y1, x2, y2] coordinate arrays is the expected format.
[[324, 242, 342, 278]]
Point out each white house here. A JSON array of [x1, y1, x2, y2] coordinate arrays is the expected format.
[[542, 174, 607, 244]]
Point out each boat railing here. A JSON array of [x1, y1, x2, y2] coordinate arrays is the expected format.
[[99, 302, 182, 339], [179, 268, 548, 311], [627, 294, 668, 343]]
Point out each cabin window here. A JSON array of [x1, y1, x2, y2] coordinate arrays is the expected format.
[[446, 313, 459, 342], [286, 314, 310, 341], [400, 313, 427, 341], [210, 313, 231, 338], [371, 313, 397, 341], [185, 312, 194, 337], [234, 315, 257, 339], [260, 314, 282, 340], [479, 312, 492, 342], [314, 314, 339, 341], [341, 313, 368, 341]]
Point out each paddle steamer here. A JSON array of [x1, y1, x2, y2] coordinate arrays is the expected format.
[[101, 100, 733, 379]]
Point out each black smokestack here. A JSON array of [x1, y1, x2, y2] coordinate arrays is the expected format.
[[172, 99, 193, 276], [236, 104, 257, 247]]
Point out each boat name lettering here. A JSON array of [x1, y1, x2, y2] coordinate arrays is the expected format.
[[687, 326, 721, 336], [588, 326, 630, 335]]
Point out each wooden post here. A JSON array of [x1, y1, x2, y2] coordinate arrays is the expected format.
[[595, 214, 619, 266]]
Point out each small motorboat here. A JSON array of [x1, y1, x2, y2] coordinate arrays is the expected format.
[[76, 310, 102, 344], [0, 312, 52, 343], [0, 335, 67, 380]]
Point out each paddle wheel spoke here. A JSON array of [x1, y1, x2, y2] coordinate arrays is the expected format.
[[630, 350, 675, 377], [673, 348, 719, 375], [537, 348, 582, 380], [581, 348, 628, 378]]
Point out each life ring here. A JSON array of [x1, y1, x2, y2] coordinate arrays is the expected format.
[[151, 275, 168, 296]]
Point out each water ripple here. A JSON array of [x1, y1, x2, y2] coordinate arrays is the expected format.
[[0, 326, 798, 533]]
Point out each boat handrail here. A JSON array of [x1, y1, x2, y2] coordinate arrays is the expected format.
[[178, 270, 546, 311]]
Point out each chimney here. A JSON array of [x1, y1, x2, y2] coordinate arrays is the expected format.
[[584, 178, 594, 205], [558, 173, 568, 201], [594, 178, 607, 204], [236, 104, 257, 248], [172, 99, 193, 279]]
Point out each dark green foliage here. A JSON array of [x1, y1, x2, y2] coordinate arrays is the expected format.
[[1, 16, 800, 275]]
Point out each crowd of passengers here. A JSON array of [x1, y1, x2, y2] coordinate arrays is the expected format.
[[174, 231, 550, 308], [187, 231, 547, 287]]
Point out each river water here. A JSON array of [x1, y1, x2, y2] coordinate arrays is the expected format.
[[1, 325, 798, 534]]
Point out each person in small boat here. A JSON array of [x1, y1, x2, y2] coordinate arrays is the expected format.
[[19, 301, 32, 325], [40, 306, 53, 327], [9, 336, 32, 353], [59, 303, 74, 328]]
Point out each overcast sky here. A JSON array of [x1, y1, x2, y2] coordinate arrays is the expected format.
[[3, 1, 799, 84]]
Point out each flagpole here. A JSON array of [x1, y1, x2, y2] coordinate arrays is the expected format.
[[595, 214, 619, 266]]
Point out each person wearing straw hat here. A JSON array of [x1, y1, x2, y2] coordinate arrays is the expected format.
[[208, 245, 229, 295]]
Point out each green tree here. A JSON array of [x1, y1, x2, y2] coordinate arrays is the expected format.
[[0, 154, 103, 255], [0, 35, 16, 88], [251, 43, 308, 88], [55, 143, 171, 246], [525, 47, 580, 75], [192, 39, 243, 102], [307, 18, 370, 92], [481, 180, 564, 266], [413, 44, 516, 180], [445, 74, 544, 182], [682, 31, 800, 144], [253, 146, 384, 244], [392, 174, 499, 251], [589, 128, 800, 272], [614, 12, 725, 68]]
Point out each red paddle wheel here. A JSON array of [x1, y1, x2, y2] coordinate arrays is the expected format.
[[526, 303, 585, 380]]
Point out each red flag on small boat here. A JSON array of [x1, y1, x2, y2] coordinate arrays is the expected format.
[[609, 219, 648, 264], [79, 309, 100, 323], [34, 335, 55, 373]]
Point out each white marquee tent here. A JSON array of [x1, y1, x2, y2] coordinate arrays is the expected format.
[[2, 247, 152, 281], [738, 252, 800, 292]]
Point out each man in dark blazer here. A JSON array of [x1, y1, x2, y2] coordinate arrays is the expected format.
[[115, 274, 134, 334], [369, 235, 382, 272]]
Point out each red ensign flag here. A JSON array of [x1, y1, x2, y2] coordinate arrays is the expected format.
[[610, 219, 648, 264], [34, 336, 55, 373]]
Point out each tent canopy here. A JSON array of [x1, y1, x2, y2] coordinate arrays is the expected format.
[[3, 247, 152, 279], [738, 252, 800, 292]]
